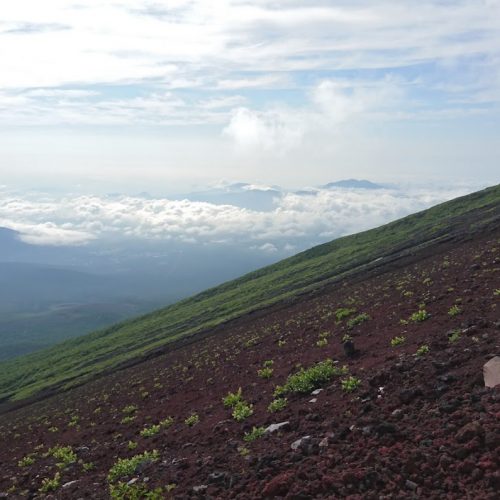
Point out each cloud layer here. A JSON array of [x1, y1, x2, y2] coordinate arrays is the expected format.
[[0, 184, 474, 250]]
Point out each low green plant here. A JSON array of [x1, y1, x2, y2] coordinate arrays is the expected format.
[[415, 345, 429, 356], [268, 397, 288, 413], [335, 308, 356, 321], [316, 338, 328, 347], [82, 461, 95, 471], [48, 445, 77, 469], [263, 360, 274, 368], [347, 313, 370, 329], [390, 336, 406, 347], [122, 405, 138, 415], [18, 455, 35, 467], [257, 367, 273, 379], [277, 339, 286, 347], [278, 359, 348, 395], [120, 415, 136, 424], [127, 441, 138, 450], [39, 472, 61, 493], [140, 424, 161, 438], [410, 309, 429, 322], [341, 376, 361, 392], [159, 416, 174, 428], [108, 450, 160, 483], [448, 330, 461, 343], [184, 413, 199, 427], [232, 401, 254, 421], [243, 426, 265, 442], [448, 305, 461, 317], [110, 482, 166, 500], [223, 388, 243, 408]]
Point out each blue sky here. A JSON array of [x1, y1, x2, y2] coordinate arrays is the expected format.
[[0, 0, 499, 193]]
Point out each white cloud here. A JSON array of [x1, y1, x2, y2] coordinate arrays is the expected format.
[[0, 184, 475, 248]]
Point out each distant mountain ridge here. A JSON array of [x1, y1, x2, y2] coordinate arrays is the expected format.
[[322, 179, 384, 189]]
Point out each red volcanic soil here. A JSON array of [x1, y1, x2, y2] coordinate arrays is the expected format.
[[0, 230, 499, 499]]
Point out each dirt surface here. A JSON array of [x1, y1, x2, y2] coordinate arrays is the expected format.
[[0, 230, 499, 499]]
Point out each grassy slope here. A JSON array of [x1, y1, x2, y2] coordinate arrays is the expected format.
[[1, 185, 499, 402]]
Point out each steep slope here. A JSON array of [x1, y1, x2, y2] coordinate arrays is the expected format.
[[0, 184, 499, 403], [0, 220, 498, 498]]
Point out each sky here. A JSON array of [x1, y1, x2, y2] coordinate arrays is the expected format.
[[0, 0, 498, 195]]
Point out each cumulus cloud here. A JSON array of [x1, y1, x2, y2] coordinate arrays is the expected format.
[[222, 77, 404, 152], [0, 184, 475, 250]]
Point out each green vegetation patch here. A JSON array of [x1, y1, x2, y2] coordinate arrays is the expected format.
[[275, 359, 348, 395]]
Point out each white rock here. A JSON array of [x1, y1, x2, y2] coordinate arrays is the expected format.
[[484, 356, 500, 388], [311, 388, 323, 396], [309, 398, 317, 403], [264, 421, 290, 434]]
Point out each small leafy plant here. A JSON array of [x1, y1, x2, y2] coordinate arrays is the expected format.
[[415, 345, 429, 356], [243, 426, 265, 442], [140, 424, 161, 438], [335, 308, 356, 321], [39, 472, 61, 493], [108, 450, 160, 483], [268, 397, 288, 413], [232, 401, 253, 422], [277, 359, 348, 395], [448, 305, 461, 317], [18, 455, 35, 467], [390, 336, 406, 347], [448, 329, 461, 343], [347, 313, 370, 329], [184, 413, 200, 427], [410, 309, 429, 322], [48, 445, 77, 469], [257, 367, 274, 379], [341, 376, 361, 392], [223, 388, 243, 408]]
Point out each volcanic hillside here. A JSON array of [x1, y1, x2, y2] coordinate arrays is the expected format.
[[0, 185, 499, 498]]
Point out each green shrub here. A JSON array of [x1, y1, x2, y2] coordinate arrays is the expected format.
[[341, 376, 361, 392], [390, 336, 406, 347], [415, 345, 429, 356], [110, 482, 166, 500], [257, 367, 273, 379], [267, 397, 288, 413], [39, 472, 61, 493], [122, 405, 138, 415], [335, 308, 356, 321], [316, 338, 328, 347], [140, 424, 161, 438], [48, 445, 77, 469], [410, 309, 429, 322], [347, 313, 370, 329], [223, 388, 243, 408], [243, 426, 265, 442], [232, 401, 253, 422], [18, 455, 35, 467], [184, 413, 199, 427], [263, 360, 274, 368], [448, 330, 461, 343], [108, 450, 160, 483], [448, 305, 461, 317], [279, 359, 347, 395]]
